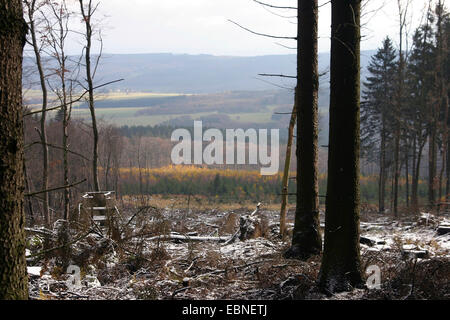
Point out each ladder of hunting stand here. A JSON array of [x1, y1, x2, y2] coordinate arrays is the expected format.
[[80, 191, 117, 228]]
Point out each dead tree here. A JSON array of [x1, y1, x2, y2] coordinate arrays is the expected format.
[[279, 104, 296, 238]]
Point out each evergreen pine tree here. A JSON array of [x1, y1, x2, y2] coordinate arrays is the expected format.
[[361, 37, 397, 213]]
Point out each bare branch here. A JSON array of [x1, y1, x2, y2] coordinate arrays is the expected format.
[[253, 0, 296, 10], [228, 20, 297, 40], [25, 141, 91, 161], [23, 79, 124, 116], [25, 179, 87, 197], [258, 73, 297, 79]]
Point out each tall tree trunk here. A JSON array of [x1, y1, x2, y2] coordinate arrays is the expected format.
[[405, 142, 409, 208], [80, 0, 100, 191], [436, 0, 448, 205], [446, 134, 449, 202], [412, 139, 425, 213], [379, 122, 386, 213], [318, 0, 363, 293], [23, 160, 34, 224], [59, 26, 70, 220], [284, 0, 322, 260], [393, 128, 400, 216], [27, 0, 49, 225], [428, 125, 437, 209], [279, 104, 296, 238], [0, 0, 29, 299], [412, 134, 417, 207], [63, 97, 70, 219]]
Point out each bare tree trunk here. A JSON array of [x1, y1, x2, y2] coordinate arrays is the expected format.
[[0, 0, 29, 299], [25, 0, 49, 225], [284, 0, 322, 260], [393, 128, 400, 216], [412, 139, 426, 212], [279, 104, 296, 238], [44, 0, 72, 220], [436, 0, 448, 205], [23, 159, 34, 224], [447, 134, 450, 202], [405, 142, 409, 208], [428, 126, 437, 209], [318, 0, 363, 294], [80, 0, 100, 191], [379, 122, 386, 213], [393, 0, 410, 217]]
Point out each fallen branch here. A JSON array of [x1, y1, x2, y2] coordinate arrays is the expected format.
[[193, 259, 275, 280], [147, 234, 230, 243], [171, 286, 190, 299]]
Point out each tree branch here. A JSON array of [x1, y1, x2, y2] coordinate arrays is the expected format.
[[228, 20, 297, 40], [25, 179, 87, 197], [23, 79, 124, 117]]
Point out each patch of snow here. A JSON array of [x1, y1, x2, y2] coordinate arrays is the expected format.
[[27, 266, 42, 277]]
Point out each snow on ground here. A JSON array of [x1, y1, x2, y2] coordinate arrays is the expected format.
[[26, 207, 450, 300]]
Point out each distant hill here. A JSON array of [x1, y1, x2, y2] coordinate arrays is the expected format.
[[24, 51, 376, 98], [95, 51, 375, 95]]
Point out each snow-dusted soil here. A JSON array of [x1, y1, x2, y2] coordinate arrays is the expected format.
[[26, 207, 450, 300]]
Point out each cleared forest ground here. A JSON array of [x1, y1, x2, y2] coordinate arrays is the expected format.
[[25, 206, 450, 300]]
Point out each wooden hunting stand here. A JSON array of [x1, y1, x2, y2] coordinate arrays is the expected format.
[[78, 191, 121, 239]]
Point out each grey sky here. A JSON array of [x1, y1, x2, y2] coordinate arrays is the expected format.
[[85, 0, 437, 56]]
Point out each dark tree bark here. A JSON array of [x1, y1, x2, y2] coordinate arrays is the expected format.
[[284, 0, 322, 260], [318, 0, 364, 294], [0, 0, 29, 299]]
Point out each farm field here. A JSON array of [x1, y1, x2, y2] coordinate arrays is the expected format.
[[29, 90, 291, 127]]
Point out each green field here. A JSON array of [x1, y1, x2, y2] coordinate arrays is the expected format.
[[71, 107, 222, 126], [65, 91, 284, 127]]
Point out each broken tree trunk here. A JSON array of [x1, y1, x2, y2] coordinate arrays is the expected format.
[[280, 103, 297, 238]]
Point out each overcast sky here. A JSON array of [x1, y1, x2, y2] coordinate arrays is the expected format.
[[80, 0, 437, 56]]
